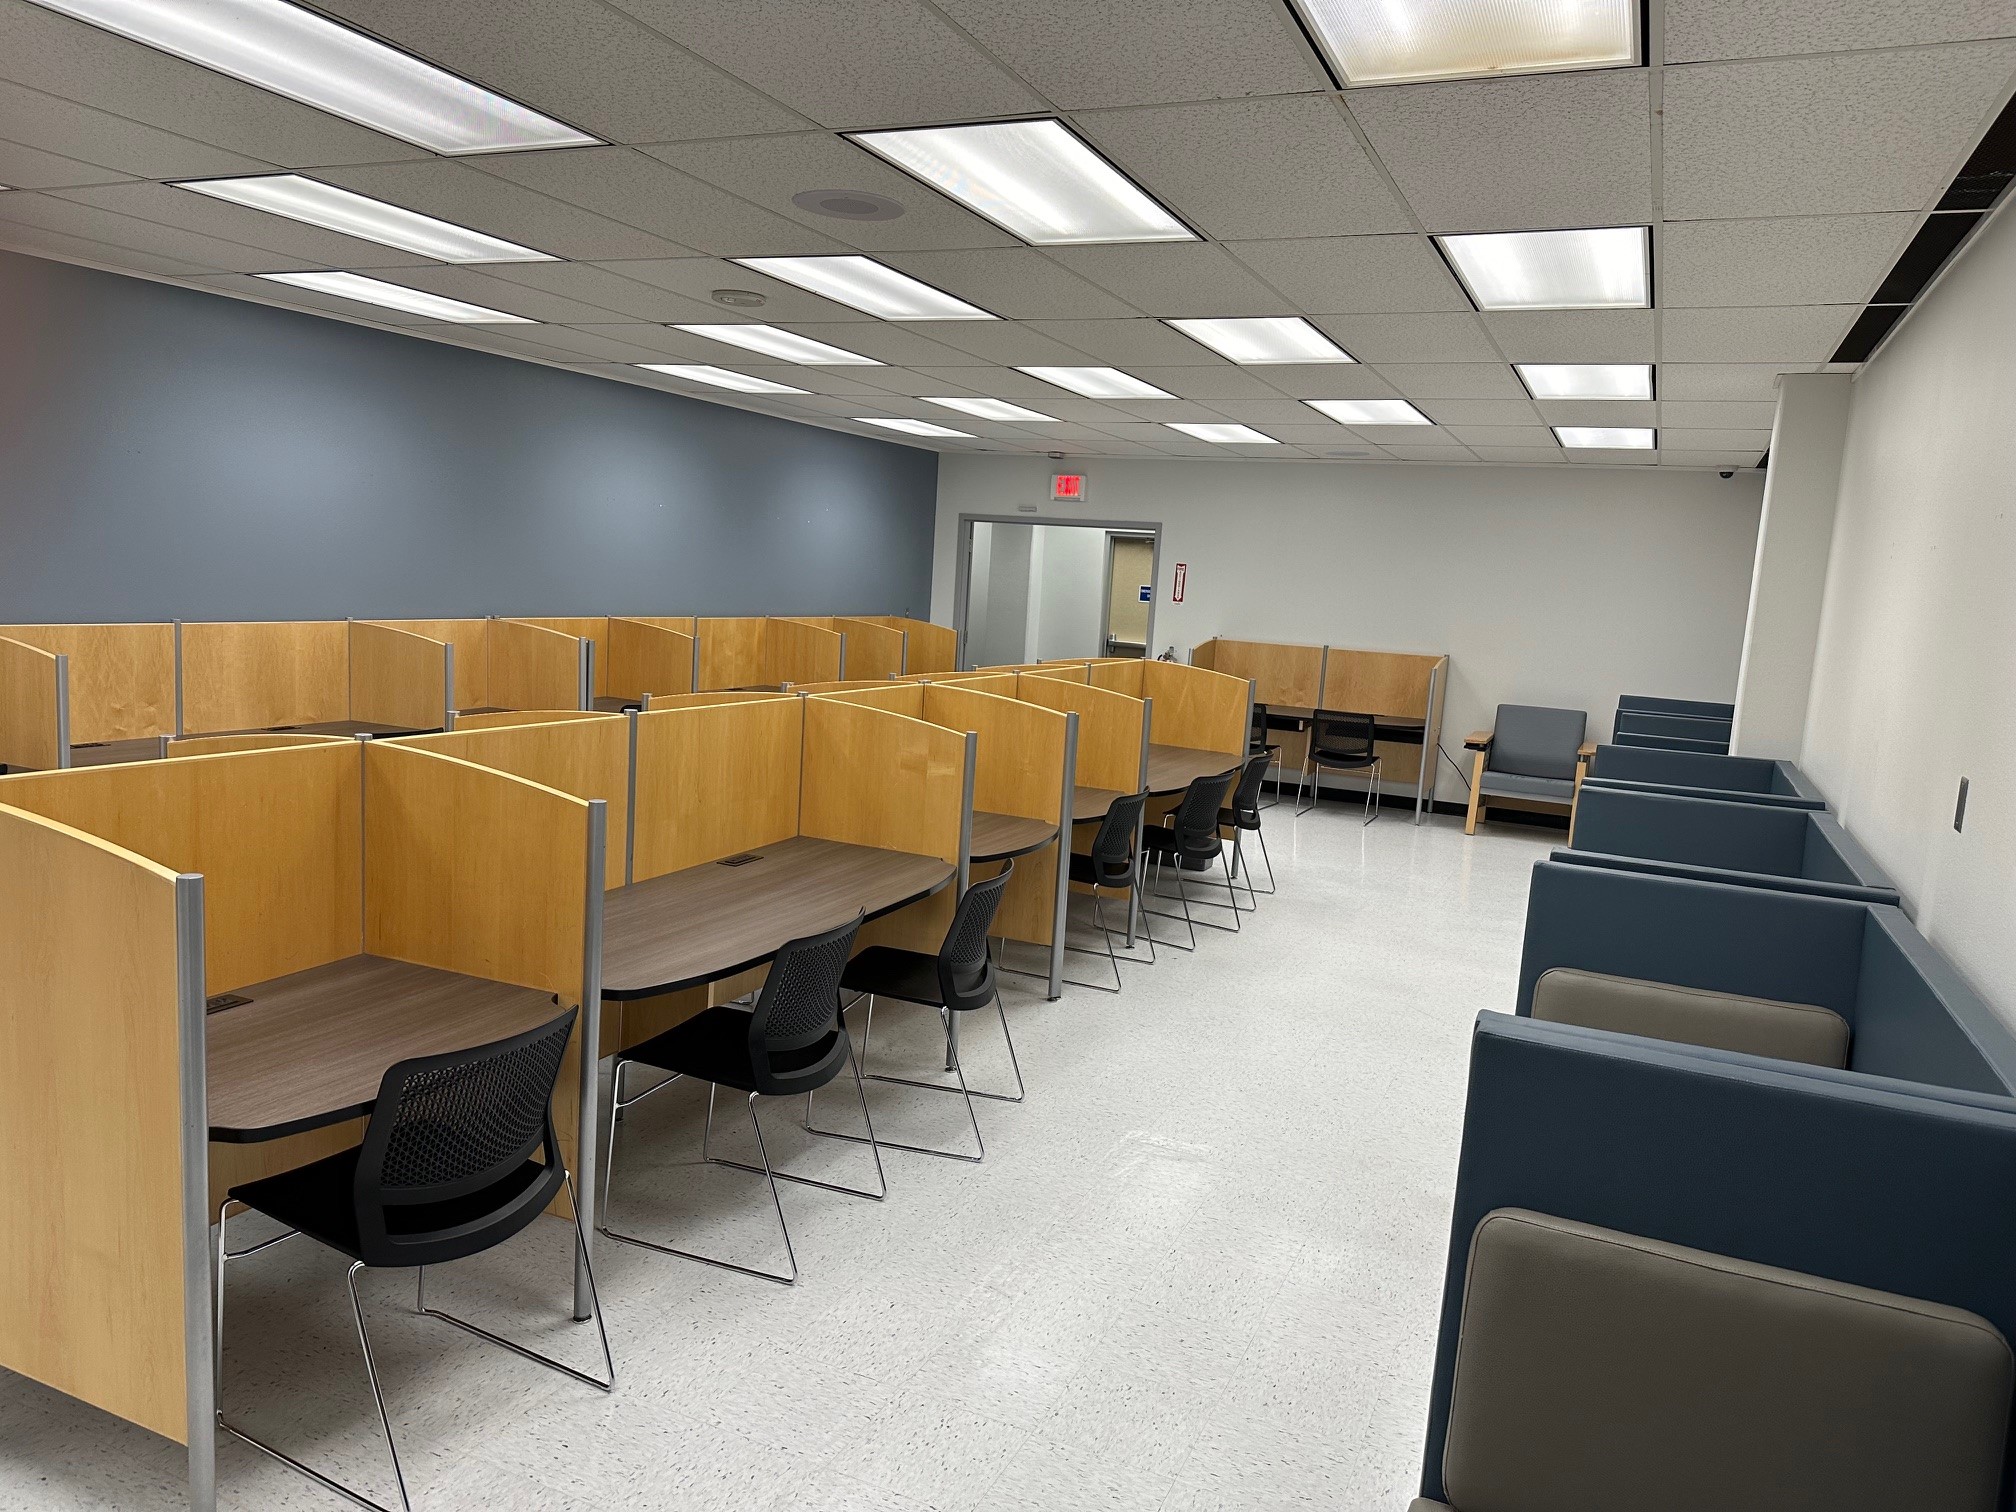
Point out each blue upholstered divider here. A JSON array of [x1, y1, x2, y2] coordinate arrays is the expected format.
[[1583, 744, 1826, 808]]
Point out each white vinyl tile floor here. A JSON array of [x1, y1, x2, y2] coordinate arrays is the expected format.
[[0, 802, 1557, 1511]]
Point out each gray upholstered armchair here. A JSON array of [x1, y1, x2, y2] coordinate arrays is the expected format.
[[1463, 704, 1595, 836]]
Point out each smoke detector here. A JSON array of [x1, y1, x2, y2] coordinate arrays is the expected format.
[[711, 288, 768, 308], [792, 189, 906, 222]]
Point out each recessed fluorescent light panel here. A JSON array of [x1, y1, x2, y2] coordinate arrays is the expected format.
[[733, 256, 995, 321], [849, 119, 1193, 246], [857, 417, 974, 438], [1165, 422, 1279, 444], [178, 175, 552, 262], [1016, 366, 1175, 399], [1516, 362, 1654, 400], [1305, 399, 1434, 426], [1166, 317, 1355, 365], [28, 0, 597, 155], [1555, 425, 1656, 449], [256, 270, 532, 322], [673, 325, 883, 365], [1437, 226, 1650, 310], [1290, 0, 1640, 86], [638, 365, 807, 394], [924, 397, 1059, 422]]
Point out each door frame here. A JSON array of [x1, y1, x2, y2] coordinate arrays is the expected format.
[[1098, 530, 1158, 658], [953, 515, 1164, 670]]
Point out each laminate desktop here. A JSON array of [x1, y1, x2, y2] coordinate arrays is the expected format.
[[969, 811, 1058, 862]]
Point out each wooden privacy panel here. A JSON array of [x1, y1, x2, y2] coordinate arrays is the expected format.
[[0, 805, 189, 1442], [1143, 662, 1249, 755], [1017, 674, 1145, 794], [362, 743, 590, 1001], [0, 636, 63, 770], [488, 619, 584, 711], [515, 617, 610, 697], [619, 614, 696, 636], [766, 617, 844, 686], [645, 690, 792, 710], [167, 732, 348, 758], [368, 619, 489, 711], [1195, 639, 1324, 708], [180, 620, 348, 734], [349, 621, 449, 731], [696, 617, 768, 690], [929, 672, 1021, 694], [1321, 648, 1442, 719], [0, 743, 362, 992], [834, 618, 905, 679], [395, 717, 629, 889], [0, 623, 174, 744], [608, 618, 696, 701], [1024, 663, 1090, 684], [1086, 660, 1146, 696], [809, 683, 925, 713], [632, 699, 802, 881], [454, 709, 614, 730]]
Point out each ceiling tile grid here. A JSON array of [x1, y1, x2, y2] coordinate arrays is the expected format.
[[1, 0, 2013, 467]]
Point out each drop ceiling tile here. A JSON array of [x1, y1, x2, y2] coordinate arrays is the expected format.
[[1415, 399, 1542, 425], [316, 163, 694, 261], [1663, 46, 2016, 218], [47, 182, 436, 267], [774, 322, 978, 367], [1348, 425, 1466, 446], [355, 267, 627, 323], [1087, 420, 1185, 443], [0, 137, 131, 190], [1658, 449, 1768, 468], [1224, 235, 1470, 314], [413, 329, 599, 366], [1384, 444, 1477, 461], [185, 273, 439, 325], [1347, 69, 1653, 232], [1447, 425, 1558, 446], [1022, 318, 1217, 365], [586, 256, 877, 321], [1566, 448, 1657, 464], [1667, 0, 2016, 63], [1374, 364, 1528, 399], [0, 222, 213, 277], [315, 0, 808, 143], [474, 147, 846, 258], [1105, 400, 1234, 422], [644, 134, 1018, 252], [892, 321, 1101, 366], [1469, 446, 1567, 463], [601, 0, 1044, 128], [832, 365, 978, 397], [1535, 399, 1658, 426], [1659, 427, 1775, 450], [0, 190, 312, 272], [487, 324, 685, 363], [1078, 94, 1412, 239], [928, 0, 1327, 109], [1661, 214, 1918, 307], [1481, 310, 1655, 362], [1254, 365, 1402, 399], [881, 249, 1138, 319], [1663, 305, 1858, 362], [1312, 313, 1498, 363], [1206, 399, 1336, 422], [569, 322, 787, 359], [1659, 400, 1779, 429], [479, 264, 725, 323], [901, 367, 1074, 399], [0, 1, 425, 168], [1042, 244, 1297, 317], [1250, 420, 1360, 441], [1659, 363, 1814, 401], [0, 79, 274, 181], [1121, 366, 1285, 400]]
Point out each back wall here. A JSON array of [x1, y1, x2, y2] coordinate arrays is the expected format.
[[0, 251, 938, 622]]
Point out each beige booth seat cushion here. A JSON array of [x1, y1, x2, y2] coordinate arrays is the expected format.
[[1440, 1209, 2012, 1512], [1532, 967, 1850, 1068]]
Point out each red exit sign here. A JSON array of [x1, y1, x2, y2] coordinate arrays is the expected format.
[[1050, 473, 1086, 501]]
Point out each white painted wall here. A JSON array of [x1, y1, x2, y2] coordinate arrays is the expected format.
[[1032, 525, 1108, 661], [1802, 200, 2016, 1017], [935, 456, 1764, 795]]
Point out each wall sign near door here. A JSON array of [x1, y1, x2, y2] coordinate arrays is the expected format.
[[1051, 473, 1086, 501], [1138, 584, 1151, 602], [1172, 563, 1187, 602]]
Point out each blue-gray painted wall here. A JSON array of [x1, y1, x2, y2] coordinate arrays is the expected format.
[[0, 250, 939, 622]]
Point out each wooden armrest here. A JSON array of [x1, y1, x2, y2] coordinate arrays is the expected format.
[[1464, 729, 1494, 752], [1577, 741, 1598, 759]]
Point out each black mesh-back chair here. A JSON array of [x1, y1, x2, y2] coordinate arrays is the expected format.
[[809, 864, 1022, 1163], [215, 1009, 610, 1512], [1296, 709, 1381, 823], [1063, 789, 1152, 992], [1141, 769, 1240, 948], [1221, 749, 1276, 908], [599, 913, 878, 1286], [1249, 701, 1282, 809]]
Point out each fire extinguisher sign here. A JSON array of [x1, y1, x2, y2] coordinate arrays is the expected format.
[[1172, 563, 1187, 602]]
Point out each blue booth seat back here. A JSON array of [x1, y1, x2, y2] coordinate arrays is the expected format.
[[1490, 704, 1586, 781], [1419, 1013, 2016, 1511], [1572, 787, 1806, 875], [1584, 745, 1825, 806]]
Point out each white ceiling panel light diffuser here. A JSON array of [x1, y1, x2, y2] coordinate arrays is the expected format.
[[1516, 363, 1653, 400], [1165, 423, 1279, 444], [849, 119, 1193, 246], [1437, 226, 1650, 311], [1166, 317, 1355, 365], [857, 417, 974, 438], [28, 0, 597, 155], [735, 256, 996, 321], [1555, 426, 1656, 449], [638, 365, 807, 394], [924, 397, 1059, 422], [1017, 366, 1175, 399], [255, 271, 531, 322], [178, 176, 553, 262], [673, 325, 883, 365], [1305, 399, 1434, 425], [1291, 0, 1640, 86]]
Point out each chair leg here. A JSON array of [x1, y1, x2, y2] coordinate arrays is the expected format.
[[414, 1170, 615, 1392], [811, 998, 985, 1163], [1364, 758, 1381, 826], [862, 989, 1024, 1103], [1294, 751, 1316, 816], [347, 1263, 415, 1512]]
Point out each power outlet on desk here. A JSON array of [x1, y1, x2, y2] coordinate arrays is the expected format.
[[1955, 777, 1970, 833]]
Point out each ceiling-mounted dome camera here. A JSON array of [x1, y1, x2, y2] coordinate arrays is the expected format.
[[1047, 451, 1066, 460], [1718, 469, 1736, 479]]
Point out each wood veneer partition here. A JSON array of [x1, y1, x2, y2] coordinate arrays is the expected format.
[[0, 635, 65, 770], [489, 619, 589, 712], [631, 698, 803, 882], [166, 732, 350, 758], [0, 622, 176, 747], [871, 617, 955, 673], [644, 690, 793, 711], [1142, 661, 1249, 757], [513, 617, 611, 699], [695, 616, 769, 691], [368, 619, 490, 711], [925, 671, 1021, 695], [1086, 660, 1145, 696], [765, 617, 845, 687], [1016, 674, 1146, 798], [833, 618, 906, 679], [804, 682, 925, 712], [349, 621, 452, 732], [453, 708, 617, 730], [1191, 638, 1324, 709], [607, 617, 697, 702], [178, 621, 350, 735]]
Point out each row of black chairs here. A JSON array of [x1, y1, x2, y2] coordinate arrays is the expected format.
[[1251, 702, 1384, 824]]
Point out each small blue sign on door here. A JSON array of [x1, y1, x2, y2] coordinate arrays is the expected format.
[[1138, 584, 1152, 602]]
